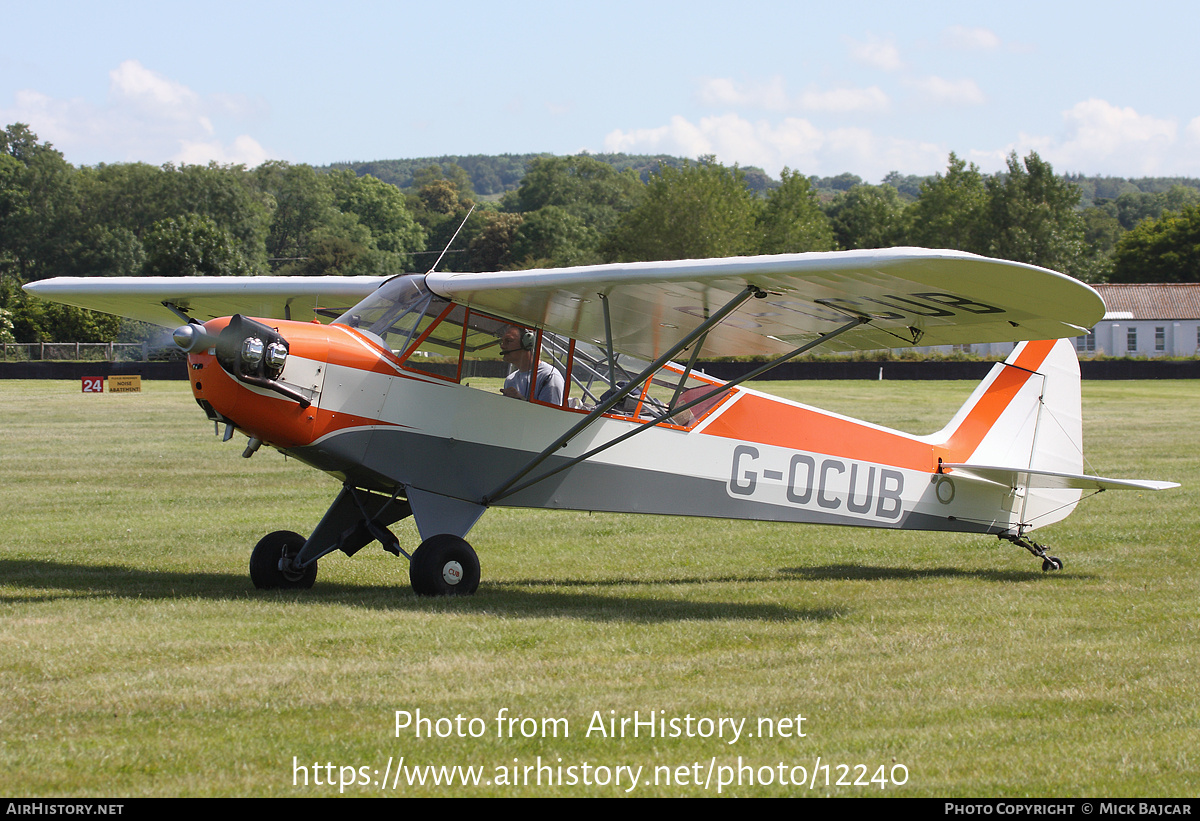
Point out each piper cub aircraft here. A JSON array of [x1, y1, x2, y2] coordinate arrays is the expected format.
[[26, 248, 1177, 595]]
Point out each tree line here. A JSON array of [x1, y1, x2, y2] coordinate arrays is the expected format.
[[2, 122, 1197, 344]]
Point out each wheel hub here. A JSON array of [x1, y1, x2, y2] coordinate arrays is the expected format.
[[442, 561, 463, 585]]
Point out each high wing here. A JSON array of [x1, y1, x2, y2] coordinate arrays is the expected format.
[[24, 249, 1103, 360], [21, 275, 388, 328], [426, 248, 1104, 360]]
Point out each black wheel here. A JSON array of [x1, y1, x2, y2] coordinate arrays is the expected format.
[[250, 530, 317, 589], [409, 534, 480, 596], [1041, 556, 1064, 572]]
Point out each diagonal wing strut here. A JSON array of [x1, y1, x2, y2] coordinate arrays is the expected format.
[[482, 297, 869, 506]]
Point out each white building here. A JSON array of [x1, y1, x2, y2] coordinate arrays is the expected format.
[[1076, 284, 1200, 357], [910, 283, 1200, 359]]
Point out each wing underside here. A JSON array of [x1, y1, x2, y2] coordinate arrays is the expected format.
[[22, 275, 388, 328], [427, 248, 1104, 360], [24, 249, 1104, 362]]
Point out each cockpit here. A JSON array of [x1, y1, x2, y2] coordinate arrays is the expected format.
[[333, 275, 735, 430]]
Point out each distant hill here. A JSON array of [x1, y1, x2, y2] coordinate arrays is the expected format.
[[1066, 175, 1200, 207], [323, 154, 1200, 207], [323, 153, 779, 196]]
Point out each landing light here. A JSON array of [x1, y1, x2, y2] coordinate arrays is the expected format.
[[265, 342, 288, 372], [241, 336, 265, 368]]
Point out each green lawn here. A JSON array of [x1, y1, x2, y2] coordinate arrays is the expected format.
[[0, 379, 1195, 797]]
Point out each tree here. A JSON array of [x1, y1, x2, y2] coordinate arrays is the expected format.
[[509, 206, 599, 268], [602, 156, 760, 262], [467, 211, 525, 271], [407, 166, 478, 271], [75, 225, 146, 278], [982, 152, 1087, 278], [1107, 185, 1200, 231], [1111, 204, 1200, 283], [825, 184, 908, 250], [757, 168, 835, 254], [905, 153, 987, 252], [255, 161, 338, 263], [142, 213, 252, 277], [0, 124, 80, 282], [513, 155, 643, 234], [327, 170, 424, 256]]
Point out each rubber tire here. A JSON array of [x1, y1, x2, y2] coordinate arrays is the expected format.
[[250, 530, 317, 589], [409, 534, 480, 596]]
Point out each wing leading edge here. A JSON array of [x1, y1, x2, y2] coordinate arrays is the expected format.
[[21, 275, 389, 328]]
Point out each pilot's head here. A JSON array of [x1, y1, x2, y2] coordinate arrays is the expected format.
[[499, 326, 535, 368]]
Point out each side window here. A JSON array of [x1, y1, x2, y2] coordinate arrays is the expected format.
[[559, 340, 733, 429], [339, 286, 733, 428]]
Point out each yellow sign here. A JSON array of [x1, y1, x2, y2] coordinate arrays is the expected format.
[[108, 375, 142, 393]]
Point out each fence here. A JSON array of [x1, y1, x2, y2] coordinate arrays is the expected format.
[[0, 342, 176, 362]]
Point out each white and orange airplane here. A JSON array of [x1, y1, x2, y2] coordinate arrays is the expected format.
[[26, 248, 1177, 595]]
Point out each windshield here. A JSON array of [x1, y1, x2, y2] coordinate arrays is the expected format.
[[332, 275, 444, 354]]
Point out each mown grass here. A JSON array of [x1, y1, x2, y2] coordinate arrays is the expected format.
[[0, 379, 1195, 797]]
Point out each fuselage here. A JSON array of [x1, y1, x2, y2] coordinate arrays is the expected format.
[[186, 314, 1049, 537]]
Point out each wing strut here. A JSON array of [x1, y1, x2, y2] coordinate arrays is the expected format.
[[483, 285, 763, 504], [599, 293, 619, 392], [483, 311, 869, 506]]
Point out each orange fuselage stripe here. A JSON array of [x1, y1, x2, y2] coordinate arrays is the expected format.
[[701, 340, 1056, 471]]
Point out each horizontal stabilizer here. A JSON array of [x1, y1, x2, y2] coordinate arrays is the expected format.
[[942, 463, 1179, 492]]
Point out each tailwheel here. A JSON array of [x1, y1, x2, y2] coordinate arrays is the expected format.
[[1002, 533, 1064, 573], [409, 534, 480, 596], [250, 530, 318, 589], [1042, 556, 1064, 572]]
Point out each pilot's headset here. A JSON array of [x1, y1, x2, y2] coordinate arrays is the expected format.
[[501, 326, 536, 354]]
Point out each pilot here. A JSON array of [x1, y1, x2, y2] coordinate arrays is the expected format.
[[498, 325, 564, 406]]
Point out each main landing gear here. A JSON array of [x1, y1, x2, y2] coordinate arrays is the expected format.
[[249, 528, 481, 596], [1002, 533, 1064, 572], [247, 485, 481, 596]]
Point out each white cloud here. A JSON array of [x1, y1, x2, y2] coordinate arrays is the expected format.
[[699, 76, 889, 114], [1015, 99, 1184, 175], [1187, 116, 1200, 143], [176, 135, 270, 167], [846, 34, 904, 72], [603, 113, 945, 180], [0, 60, 271, 166], [907, 76, 985, 107], [110, 59, 199, 113], [799, 86, 890, 114], [699, 76, 790, 111], [941, 25, 1001, 51]]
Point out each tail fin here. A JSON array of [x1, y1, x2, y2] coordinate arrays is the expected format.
[[935, 339, 1085, 532]]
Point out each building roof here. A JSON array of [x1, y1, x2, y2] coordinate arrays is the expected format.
[[1094, 283, 1200, 320]]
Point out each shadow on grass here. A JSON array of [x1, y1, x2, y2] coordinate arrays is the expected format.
[[0, 558, 1079, 622], [779, 563, 1084, 582], [0, 559, 827, 623]]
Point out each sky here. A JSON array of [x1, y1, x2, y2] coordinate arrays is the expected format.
[[3, 0, 1198, 182]]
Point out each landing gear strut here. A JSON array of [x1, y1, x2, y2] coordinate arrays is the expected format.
[[1003, 533, 1063, 572], [247, 485, 483, 596]]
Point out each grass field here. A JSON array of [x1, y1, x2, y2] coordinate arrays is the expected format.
[[0, 379, 1196, 797]]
